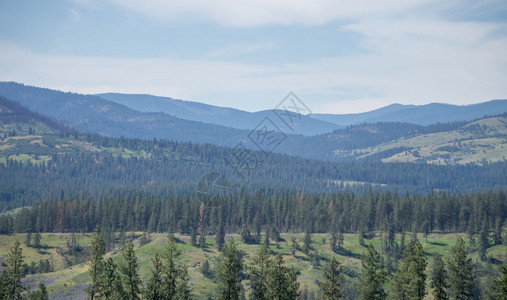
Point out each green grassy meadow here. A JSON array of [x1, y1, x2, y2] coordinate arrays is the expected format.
[[0, 231, 505, 299]]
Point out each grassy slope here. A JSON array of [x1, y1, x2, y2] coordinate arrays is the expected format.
[[333, 116, 507, 165], [0, 232, 505, 299]]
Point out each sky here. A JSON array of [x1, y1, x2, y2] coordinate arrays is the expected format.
[[0, 0, 507, 114]]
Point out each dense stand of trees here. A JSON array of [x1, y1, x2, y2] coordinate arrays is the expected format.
[[2, 190, 504, 242], [1, 125, 507, 212]]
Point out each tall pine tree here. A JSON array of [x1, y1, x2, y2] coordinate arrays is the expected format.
[[216, 239, 243, 300], [118, 241, 141, 300], [491, 265, 507, 300], [0, 241, 25, 299], [318, 256, 343, 300], [359, 245, 387, 300], [86, 226, 106, 300], [266, 253, 300, 300], [98, 258, 123, 299], [144, 254, 164, 300], [447, 237, 475, 300], [430, 254, 448, 300], [216, 223, 225, 251], [248, 245, 271, 300], [391, 240, 427, 300]]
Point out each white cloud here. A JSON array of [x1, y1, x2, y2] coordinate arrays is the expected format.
[[206, 42, 276, 59], [3, 0, 507, 114], [70, 9, 81, 22], [72, 0, 99, 9], [1, 30, 506, 114], [106, 0, 436, 27]]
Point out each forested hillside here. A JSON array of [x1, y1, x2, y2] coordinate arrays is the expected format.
[[1, 95, 507, 211], [2, 82, 507, 164], [97, 93, 341, 135], [0, 84, 506, 299]]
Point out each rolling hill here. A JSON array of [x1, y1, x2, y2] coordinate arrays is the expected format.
[[1, 82, 506, 166], [332, 114, 507, 165], [97, 92, 507, 128], [312, 100, 507, 126], [0, 82, 250, 147], [97, 93, 341, 135]]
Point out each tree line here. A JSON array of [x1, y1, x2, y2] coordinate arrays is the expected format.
[[2, 189, 504, 240]]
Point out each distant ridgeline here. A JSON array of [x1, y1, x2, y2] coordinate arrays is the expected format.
[[1, 93, 507, 212], [1, 81, 507, 163]]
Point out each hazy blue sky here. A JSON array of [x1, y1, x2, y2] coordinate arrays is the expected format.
[[1, 0, 506, 113]]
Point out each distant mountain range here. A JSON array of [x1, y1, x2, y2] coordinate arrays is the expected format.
[[0, 82, 248, 146], [1, 81, 506, 165], [97, 93, 341, 135], [98, 92, 507, 129], [313, 101, 507, 126], [2, 94, 506, 196]]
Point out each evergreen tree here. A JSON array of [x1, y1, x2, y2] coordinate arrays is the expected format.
[[162, 238, 191, 299], [248, 245, 271, 300], [400, 230, 406, 252], [266, 253, 300, 300], [269, 226, 281, 242], [29, 282, 49, 300], [144, 239, 191, 299], [478, 223, 489, 262], [118, 241, 141, 300], [216, 239, 243, 300], [86, 226, 106, 300], [359, 245, 387, 300], [493, 219, 503, 245], [303, 230, 312, 254], [99, 258, 123, 299], [318, 257, 343, 300], [330, 231, 338, 253], [25, 231, 32, 247], [312, 249, 321, 268], [200, 260, 211, 278], [391, 240, 427, 299], [264, 231, 270, 247], [199, 233, 206, 248], [33, 231, 42, 252], [0, 240, 25, 299], [216, 223, 225, 251], [491, 265, 507, 300], [290, 237, 298, 256], [139, 232, 149, 247], [190, 228, 197, 246], [0, 270, 8, 299], [447, 237, 475, 300], [240, 224, 253, 244], [358, 231, 365, 246], [175, 265, 191, 300], [430, 254, 448, 300], [337, 230, 344, 250], [144, 254, 164, 300]]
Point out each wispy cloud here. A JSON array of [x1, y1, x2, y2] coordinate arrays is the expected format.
[[70, 9, 81, 22], [106, 0, 436, 27], [206, 43, 276, 59], [72, 0, 99, 9], [1, 30, 506, 113], [0, 0, 506, 113]]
